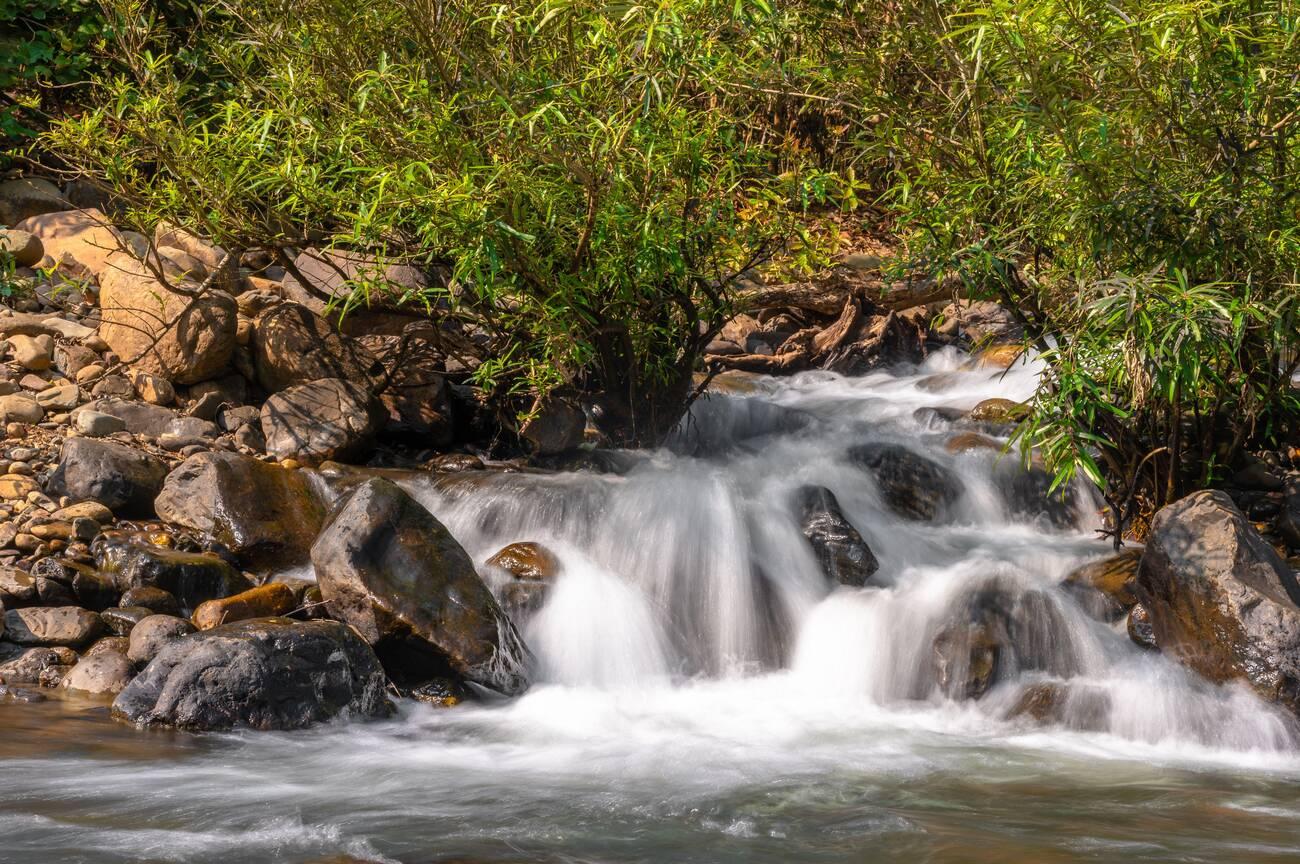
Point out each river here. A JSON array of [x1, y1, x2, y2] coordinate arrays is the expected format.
[[4, 348, 1300, 863]]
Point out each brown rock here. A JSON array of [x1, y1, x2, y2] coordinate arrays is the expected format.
[[252, 302, 381, 394], [0, 178, 71, 225], [13, 208, 122, 276], [97, 250, 238, 384], [966, 398, 1029, 424], [4, 606, 104, 647], [192, 582, 296, 630], [260, 378, 383, 463], [487, 542, 561, 582]]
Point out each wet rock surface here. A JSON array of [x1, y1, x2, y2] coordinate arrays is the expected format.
[[112, 617, 394, 731], [848, 442, 965, 522], [795, 486, 878, 587], [311, 477, 530, 695], [1137, 491, 1300, 713]]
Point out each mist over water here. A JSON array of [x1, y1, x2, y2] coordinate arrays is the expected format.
[[6, 348, 1300, 863]]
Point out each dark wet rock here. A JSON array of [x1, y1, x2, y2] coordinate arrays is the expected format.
[[3, 606, 104, 647], [72, 568, 120, 612], [486, 542, 561, 583], [62, 652, 135, 696], [95, 535, 253, 613], [252, 302, 382, 394], [153, 452, 330, 566], [192, 583, 296, 630], [0, 646, 78, 683], [101, 606, 152, 636], [1280, 477, 1300, 551], [848, 442, 965, 522], [1127, 603, 1157, 651], [1136, 490, 1300, 711], [0, 684, 46, 703], [45, 438, 168, 518], [795, 486, 878, 587], [1007, 681, 1111, 730], [311, 477, 530, 695], [406, 676, 470, 708], [518, 395, 585, 456], [0, 568, 39, 606], [1062, 549, 1141, 622], [126, 614, 196, 665], [932, 583, 1079, 700], [113, 617, 394, 731], [260, 377, 384, 463], [992, 460, 1081, 530], [119, 586, 180, 616]]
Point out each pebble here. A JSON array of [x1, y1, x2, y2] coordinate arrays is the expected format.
[[74, 363, 105, 384]]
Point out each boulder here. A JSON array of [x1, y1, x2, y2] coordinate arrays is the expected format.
[[153, 452, 329, 565], [0, 178, 71, 225], [260, 378, 384, 463], [1136, 490, 1300, 712], [362, 331, 453, 444], [966, 398, 1028, 425], [95, 535, 253, 613], [251, 302, 381, 393], [795, 486, 878, 587], [848, 442, 965, 522], [280, 247, 430, 320], [3, 606, 104, 648], [992, 460, 1080, 530], [311, 477, 530, 694], [126, 614, 196, 665], [97, 250, 238, 384], [192, 582, 296, 630], [73, 410, 126, 438], [112, 617, 393, 731], [77, 398, 178, 438], [45, 438, 168, 518], [13, 207, 120, 276], [518, 394, 585, 456], [62, 652, 135, 696]]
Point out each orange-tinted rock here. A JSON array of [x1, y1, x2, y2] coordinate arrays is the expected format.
[[487, 542, 561, 582], [192, 582, 297, 630]]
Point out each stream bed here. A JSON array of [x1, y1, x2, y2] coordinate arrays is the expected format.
[[4, 349, 1300, 864]]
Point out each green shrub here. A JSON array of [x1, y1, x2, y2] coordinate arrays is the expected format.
[[50, 0, 837, 444]]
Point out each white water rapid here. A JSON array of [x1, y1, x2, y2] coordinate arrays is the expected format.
[[5, 348, 1300, 864]]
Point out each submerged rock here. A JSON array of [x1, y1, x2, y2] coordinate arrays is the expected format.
[[1137, 491, 1300, 712], [848, 442, 965, 522], [795, 486, 878, 587], [153, 452, 329, 565], [311, 477, 530, 695], [113, 617, 393, 731]]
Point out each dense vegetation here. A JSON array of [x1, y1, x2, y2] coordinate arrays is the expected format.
[[9, 0, 1300, 531]]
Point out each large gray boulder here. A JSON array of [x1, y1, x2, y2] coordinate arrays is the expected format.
[[45, 438, 168, 518], [260, 378, 384, 463], [112, 617, 393, 730], [311, 477, 530, 695], [153, 451, 329, 565], [796, 486, 878, 587], [1137, 490, 1300, 713]]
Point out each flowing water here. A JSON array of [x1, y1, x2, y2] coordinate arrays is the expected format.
[[6, 350, 1300, 863]]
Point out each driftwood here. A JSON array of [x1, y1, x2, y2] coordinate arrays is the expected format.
[[739, 272, 965, 316]]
